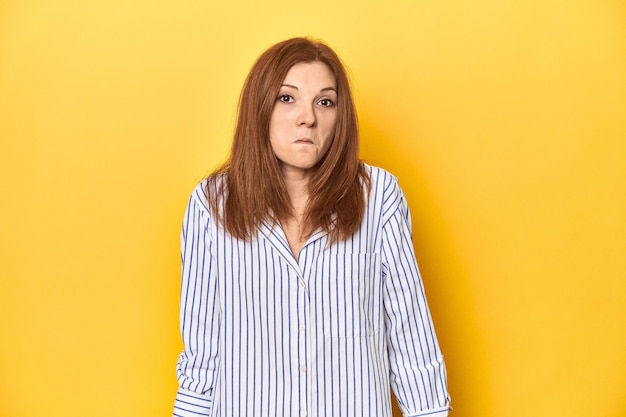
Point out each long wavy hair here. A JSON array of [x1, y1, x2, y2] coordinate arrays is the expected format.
[[207, 37, 370, 242]]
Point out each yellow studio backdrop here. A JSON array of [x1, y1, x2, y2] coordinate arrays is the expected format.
[[1, 0, 624, 416]]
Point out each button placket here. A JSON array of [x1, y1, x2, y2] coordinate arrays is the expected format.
[[296, 246, 313, 417]]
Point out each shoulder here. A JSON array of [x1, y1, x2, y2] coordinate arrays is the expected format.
[[362, 163, 408, 221], [363, 163, 403, 198], [187, 173, 227, 217], [185, 180, 211, 217]]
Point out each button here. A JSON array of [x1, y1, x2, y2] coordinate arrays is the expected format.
[[299, 280, 306, 288], [300, 366, 307, 373], [299, 324, 306, 331], [300, 411, 307, 417]]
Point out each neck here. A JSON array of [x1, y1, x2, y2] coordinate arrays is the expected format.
[[285, 181, 308, 219], [281, 167, 310, 217]]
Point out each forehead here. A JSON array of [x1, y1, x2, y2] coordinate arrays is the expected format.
[[282, 61, 336, 88]]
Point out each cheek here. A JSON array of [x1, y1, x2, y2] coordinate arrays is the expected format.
[[318, 109, 337, 131], [321, 124, 336, 154], [269, 108, 288, 136], [324, 114, 338, 139]]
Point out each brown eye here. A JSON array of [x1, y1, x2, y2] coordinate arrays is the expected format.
[[318, 98, 335, 107], [278, 95, 294, 103]]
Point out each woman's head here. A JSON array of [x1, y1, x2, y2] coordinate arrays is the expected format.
[[211, 37, 368, 241], [269, 60, 338, 177], [232, 37, 359, 180]]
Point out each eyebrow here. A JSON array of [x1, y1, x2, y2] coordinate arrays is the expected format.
[[280, 84, 337, 93]]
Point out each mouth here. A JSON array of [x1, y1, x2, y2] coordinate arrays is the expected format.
[[294, 138, 314, 144]]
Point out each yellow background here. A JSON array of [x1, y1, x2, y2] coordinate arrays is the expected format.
[[1, 0, 625, 416]]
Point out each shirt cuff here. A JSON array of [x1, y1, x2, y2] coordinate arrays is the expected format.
[[404, 404, 451, 417], [173, 388, 213, 417]]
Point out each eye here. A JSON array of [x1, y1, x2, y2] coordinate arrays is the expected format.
[[278, 94, 294, 103], [318, 98, 335, 107]]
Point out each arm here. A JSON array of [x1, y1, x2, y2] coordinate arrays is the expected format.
[[173, 189, 220, 417], [381, 180, 451, 417]]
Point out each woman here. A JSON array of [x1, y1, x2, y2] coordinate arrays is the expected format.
[[173, 37, 450, 417]]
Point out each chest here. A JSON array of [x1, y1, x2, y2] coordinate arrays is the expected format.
[[215, 233, 384, 339]]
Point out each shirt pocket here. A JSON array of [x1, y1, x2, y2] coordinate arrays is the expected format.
[[316, 253, 382, 338]]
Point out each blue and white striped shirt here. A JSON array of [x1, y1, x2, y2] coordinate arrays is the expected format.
[[173, 165, 450, 417]]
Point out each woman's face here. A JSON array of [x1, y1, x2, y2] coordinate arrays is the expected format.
[[269, 61, 338, 180]]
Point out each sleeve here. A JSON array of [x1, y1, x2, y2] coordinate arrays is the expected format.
[[173, 189, 221, 417], [380, 179, 451, 417]]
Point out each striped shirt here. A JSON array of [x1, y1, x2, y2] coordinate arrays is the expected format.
[[173, 165, 450, 417]]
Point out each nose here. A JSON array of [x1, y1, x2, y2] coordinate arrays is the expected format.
[[297, 103, 316, 127]]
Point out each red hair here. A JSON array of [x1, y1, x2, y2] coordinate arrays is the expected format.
[[207, 37, 369, 242]]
